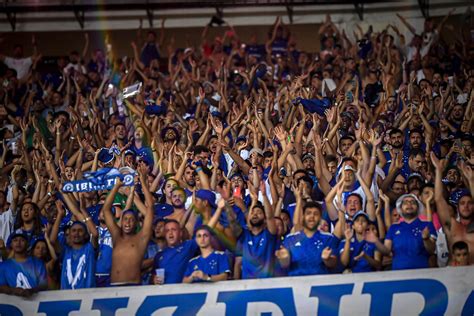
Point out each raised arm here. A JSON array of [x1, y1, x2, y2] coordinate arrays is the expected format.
[[102, 180, 122, 239]]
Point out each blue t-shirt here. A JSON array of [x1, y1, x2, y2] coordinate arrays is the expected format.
[[60, 242, 97, 289], [153, 240, 199, 284], [0, 257, 47, 290], [184, 251, 230, 282], [282, 230, 338, 276], [386, 218, 437, 270], [236, 228, 278, 279], [96, 226, 113, 275], [338, 237, 376, 273]]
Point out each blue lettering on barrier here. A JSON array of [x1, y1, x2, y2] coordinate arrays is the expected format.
[[461, 290, 474, 316], [135, 293, 207, 316], [38, 300, 81, 316], [217, 288, 297, 316], [362, 279, 448, 316], [309, 284, 355, 316], [0, 304, 22, 316], [91, 297, 129, 316]]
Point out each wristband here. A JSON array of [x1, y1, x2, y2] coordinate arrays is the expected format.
[[82, 217, 91, 223]]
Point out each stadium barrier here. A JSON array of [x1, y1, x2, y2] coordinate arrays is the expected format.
[[1, 266, 473, 315]]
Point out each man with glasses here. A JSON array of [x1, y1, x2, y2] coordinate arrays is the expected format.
[[367, 194, 437, 270]]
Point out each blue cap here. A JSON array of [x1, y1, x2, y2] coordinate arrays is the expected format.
[[195, 189, 217, 209], [352, 210, 369, 222], [98, 148, 115, 164], [6, 232, 28, 248]]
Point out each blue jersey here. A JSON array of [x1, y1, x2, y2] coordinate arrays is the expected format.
[[184, 251, 230, 282], [386, 218, 437, 270], [283, 230, 338, 276], [0, 257, 47, 290], [96, 226, 113, 275], [236, 228, 278, 279], [60, 242, 96, 289], [154, 240, 199, 284], [338, 237, 377, 273]]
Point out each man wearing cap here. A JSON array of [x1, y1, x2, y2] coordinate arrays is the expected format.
[[276, 202, 338, 276], [50, 193, 98, 290], [101, 175, 154, 286], [0, 233, 47, 296], [193, 189, 234, 244], [367, 194, 437, 270], [183, 226, 230, 283], [339, 211, 381, 272]]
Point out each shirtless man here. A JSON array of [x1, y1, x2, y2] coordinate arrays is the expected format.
[[102, 169, 153, 285], [432, 153, 474, 264]]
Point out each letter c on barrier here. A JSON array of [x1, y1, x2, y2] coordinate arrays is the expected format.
[[362, 279, 448, 316], [217, 288, 297, 316]]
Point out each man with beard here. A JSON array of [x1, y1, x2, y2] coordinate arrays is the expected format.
[[383, 128, 408, 175], [432, 153, 474, 264], [165, 187, 188, 223], [101, 174, 153, 286], [367, 194, 437, 270], [276, 201, 338, 276], [231, 181, 277, 279], [49, 192, 98, 290]]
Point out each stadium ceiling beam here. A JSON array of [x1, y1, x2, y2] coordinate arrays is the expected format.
[[418, 0, 429, 18], [354, 2, 364, 21], [286, 5, 293, 24]]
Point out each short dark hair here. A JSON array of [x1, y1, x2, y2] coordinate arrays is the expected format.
[[452, 241, 469, 252], [303, 201, 322, 215], [389, 128, 403, 137], [324, 154, 338, 164], [409, 148, 425, 159], [193, 145, 210, 155]]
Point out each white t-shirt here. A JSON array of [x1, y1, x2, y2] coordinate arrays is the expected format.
[[4, 56, 32, 79], [0, 207, 14, 244]]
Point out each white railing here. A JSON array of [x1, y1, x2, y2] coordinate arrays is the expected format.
[[1, 266, 473, 315]]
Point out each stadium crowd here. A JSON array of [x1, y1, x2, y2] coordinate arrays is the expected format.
[[0, 12, 473, 296]]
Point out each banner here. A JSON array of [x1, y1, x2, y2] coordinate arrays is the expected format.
[[0, 267, 473, 315], [62, 167, 135, 193]]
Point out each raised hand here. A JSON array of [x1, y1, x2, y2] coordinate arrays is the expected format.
[[344, 224, 354, 240], [430, 152, 446, 171]]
